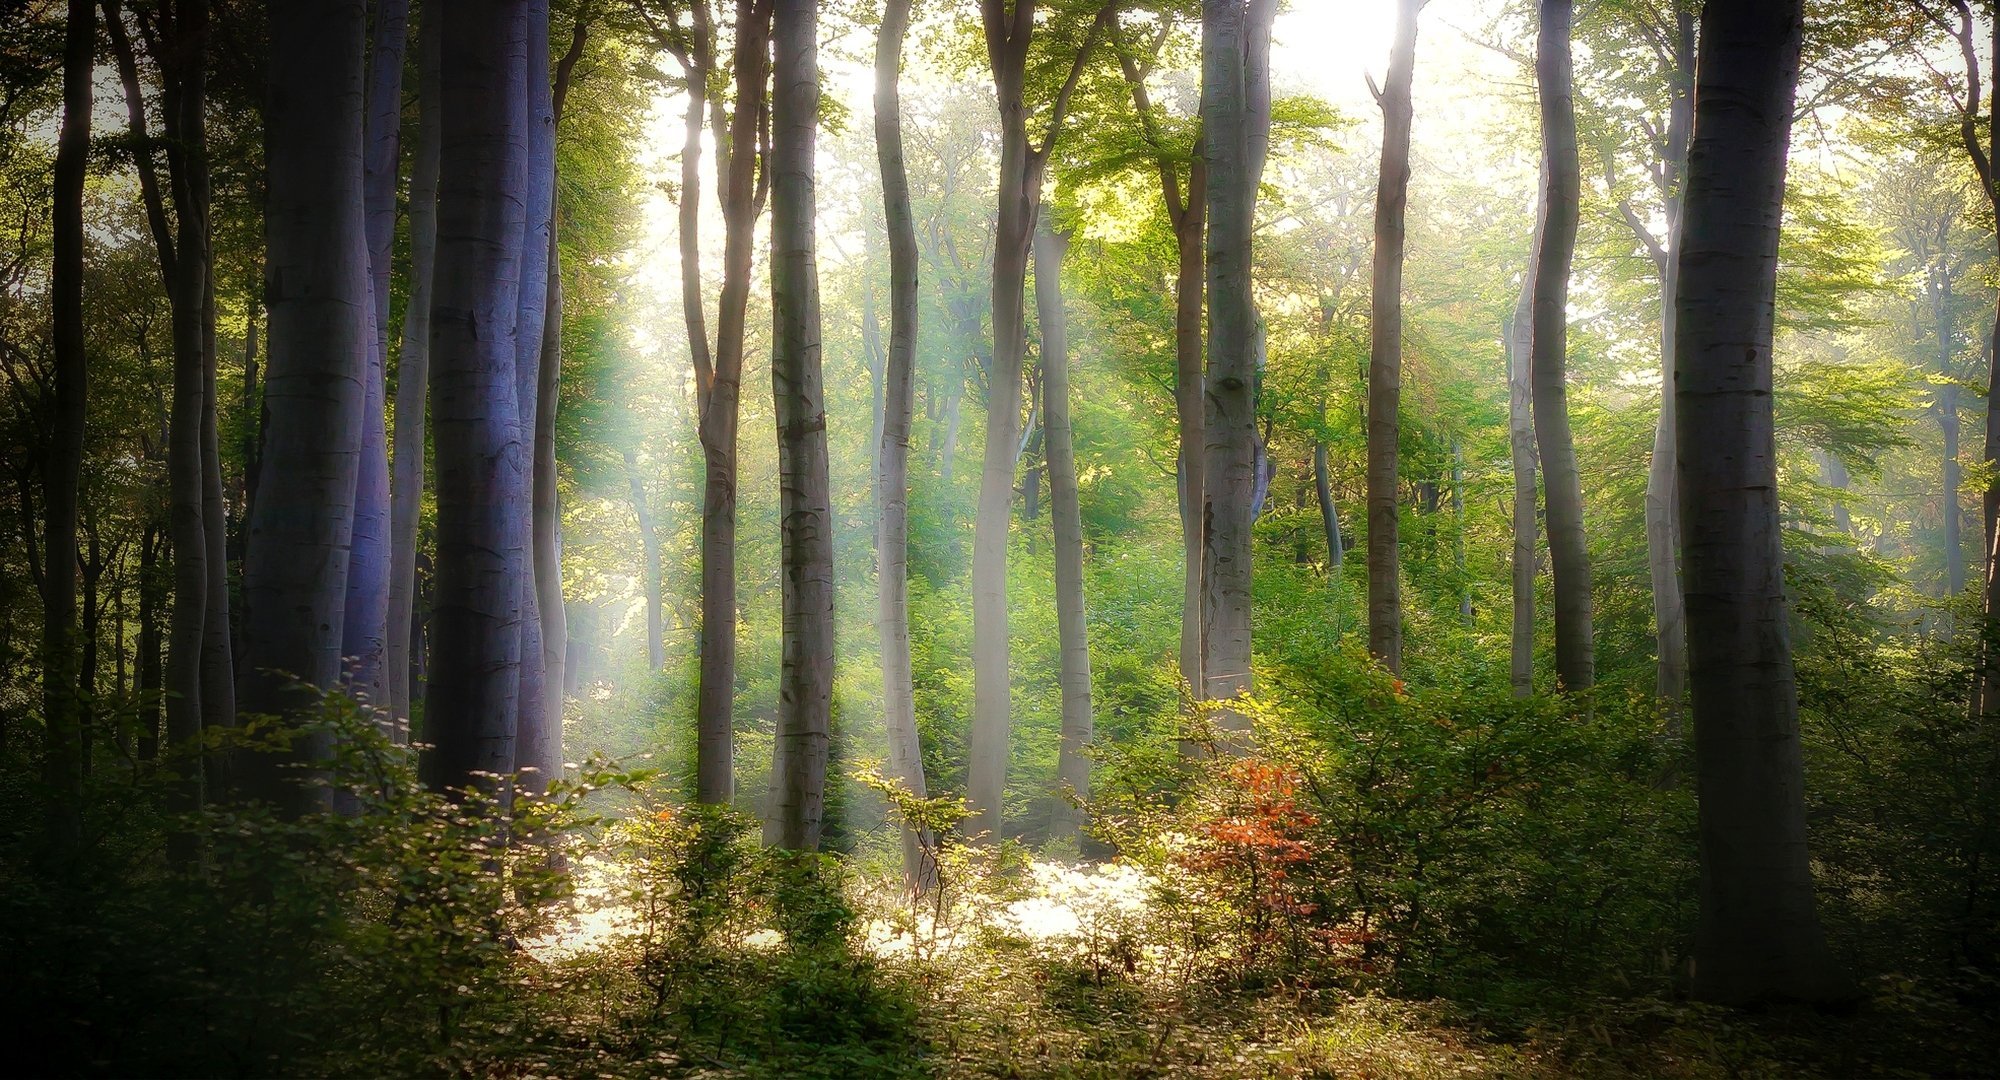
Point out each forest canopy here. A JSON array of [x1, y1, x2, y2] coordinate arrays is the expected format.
[[1, 0, 1997, 1076]]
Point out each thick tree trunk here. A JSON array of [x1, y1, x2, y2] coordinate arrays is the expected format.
[[388, 0, 442, 730], [1034, 224, 1094, 840], [874, 0, 935, 889], [1508, 179, 1543, 697], [423, 0, 533, 797], [765, 0, 834, 850], [1367, 0, 1420, 675], [243, 0, 369, 814], [42, 0, 92, 847], [1675, 0, 1847, 1005], [1532, 0, 1593, 692], [1175, 202, 1206, 697], [695, 0, 772, 806], [513, 0, 556, 789]]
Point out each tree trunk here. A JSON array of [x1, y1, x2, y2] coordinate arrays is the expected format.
[[625, 449, 664, 670], [1367, 0, 1420, 675], [874, 0, 935, 889], [344, 0, 406, 712], [764, 0, 834, 850], [200, 270, 236, 787], [1675, 0, 1847, 1005], [1034, 224, 1094, 841], [1532, 0, 1593, 693], [1508, 180, 1542, 697], [422, 0, 533, 798], [243, 0, 369, 814], [1936, 270, 1965, 596], [43, 0, 93, 848], [695, 0, 772, 806], [138, 523, 165, 760], [1314, 441, 1341, 572], [388, 0, 442, 730], [1451, 438, 1470, 621], [513, 0, 556, 790]]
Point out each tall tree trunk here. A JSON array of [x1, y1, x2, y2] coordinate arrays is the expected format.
[[388, 0, 442, 730], [874, 0, 934, 889], [1451, 438, 1470, 621], [513, 0, 556, 789], [200, 270, 236, 786], [1936, 270, 1966, 596], [969, 0, 1109, 842], [138, 523, 165, 761], [1532, 0, 1592, 692], [694, 0, 773, 806], [765, 0, 833, 850], [625, 448, 664, 670], [243, 0, 369, 814], [1367, 0, 1420, 675], [43, 0, 93, 848], [1973, 4, 2000, 716], [1314, 441, 1341, 572], [1034, 224, 1093, 840], [422, 0, 532, 797], [1675, 0, 1846, 1005], [1199, 0, 1273, 738], [345, 0, 408, 710], [1508, 180, 1542, 697]]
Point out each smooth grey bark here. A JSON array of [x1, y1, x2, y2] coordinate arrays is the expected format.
[[423, 0, 532, 797], [1507, 284, 1537, 697], [243, 0, 369, 814], [1675, 0, 1847, 1005], [346, 0, 406, 711], [1933, 263, 1966, 595], [764, 0, 834, 851], [1034, 224, 1094, 839], [1367, 0, 1420, 675], [694, 0, 772, 806], [1198, 0, 1273, 739], [874, 0, 935, 889], [387, 0, 442, 730], [968, 0, 1110, 843], [1314, 442, 1341, 572], [625, 448, 664, 670], [1531, 0, 1593, 692], [513, 0, 555, 793], [43, 0, 93, 847]]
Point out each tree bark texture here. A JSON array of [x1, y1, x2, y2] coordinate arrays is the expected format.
[[1532, 0, 1593, 692], [1314, 441, 1341, 572], [874, 0, 936, 888], [513, 0, 556, 790], [244, 0, 370, 814], [1367, 0, 1420, 675], [764, 0, 834, 851], [1674, 0, 1847, 1005], [423, 0, 532, 797], [1035, 224, 1094, 839]]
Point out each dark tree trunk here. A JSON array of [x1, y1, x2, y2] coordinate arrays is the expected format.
[[1675, 0, 1847, 1005], [1367, 0, 1419, 675], [422, 0, 532, 797], [243, 0, 369, 814], [1532, 0, 1592, 692], [1314, 441, 1341, 572]]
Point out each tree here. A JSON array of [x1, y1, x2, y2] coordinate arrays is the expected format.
[[387, 0, 442, 729], [1675, 0, 1847, 1005], [513, 0, 556, 791], [764, 0, 833, 851], [423, 0, 533, 797], [1033, 221, 1093, 838], [1531, 0, 1592, 692], [42, 0, 93, 846], [1507, 172, 1543, 698], [1367, 0, 1420, 674], [874, 0, 935, 887], [242, 0, 369, 812], [968, 0, 1111, 842], [1198, 0, 1273, 735]]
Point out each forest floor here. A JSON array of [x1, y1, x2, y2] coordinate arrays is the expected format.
[[502, 857, 1987, 1079]]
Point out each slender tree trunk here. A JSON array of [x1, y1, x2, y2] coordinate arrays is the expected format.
[[1175, 198, 1206, 697], [422, 0, 532, 797], [625, 449, 664, 670], [1314, 441, 1341, 572], [1451, 438, 1470, 620], [138, 524, 164, 760], [243, 0, 369, 814], [200, 270, 236, 786], [1642, 8, 1693, 726], [344, 0, 408, 710], [1532, 0, 1593, 692], [1675, 0, 1847, 1005], [1817, 451, 1853, 536], [43, 0, 93, 848], [764, 0, 833, 850], [874, 0, 935, 889], [1979, 6, 2000, 717], [513, 0, 556, 789], [388, 0, 442, 730], [1937, 272, 1966, 596], [1367, 0, 1420, 675], [1508, 179, 1542, 697], [1034, 224, 1094, 840]]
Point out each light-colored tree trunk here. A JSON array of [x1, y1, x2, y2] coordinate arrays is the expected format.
[[1367, 0, 1420, 675], [625, 449, 664, 670], [1532, 0, 1592, 693], [1314, 441, 1341, 572], [42, 0, 93, 847], [874, 0, 935, 889], [765, 0, 834, 851], [514, 0, 556, 789], [243, 0, 369, 815], [388, 0, 442, 731], [1675, 0, 1847, 1006], [1034, 224, 1094, 841], [968, 0, 1110, 843], [423, 0, 532, 797], [1508, 172, 1543, 698]]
